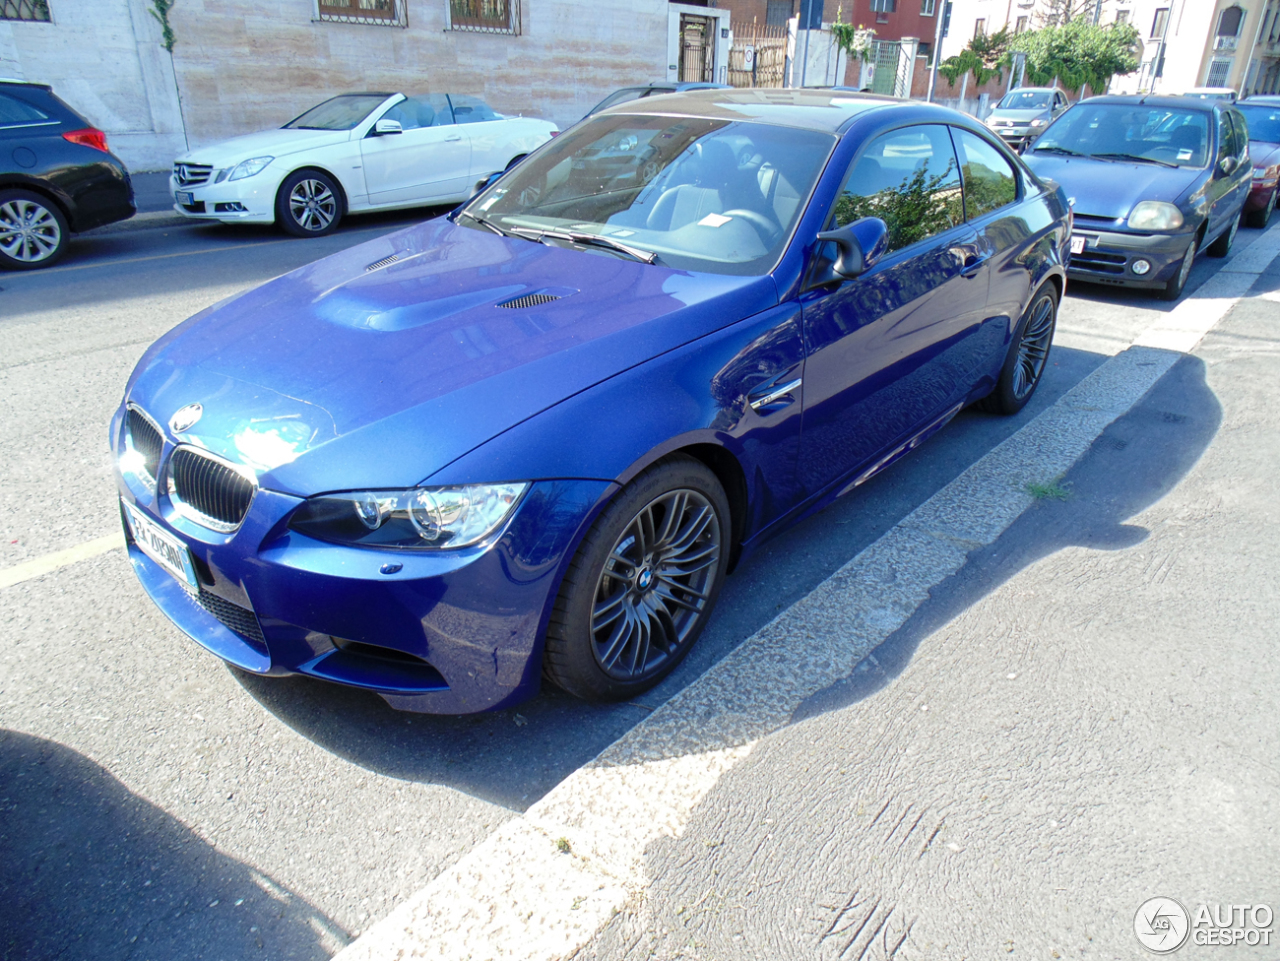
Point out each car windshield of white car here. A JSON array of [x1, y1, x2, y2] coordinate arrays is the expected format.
[[284, 94, 390, 131], [1031, 105, 1210, 168], [462, 114, 835, 276], [999, 91, 1051, 110]]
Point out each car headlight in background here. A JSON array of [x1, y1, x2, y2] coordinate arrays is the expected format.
[[1031, 118, 1047, 127], [1254, 166, 1270, 179], [217, 156, 275, 183], [1127, 201, 1184, 231], [289, 483, 528, 550]]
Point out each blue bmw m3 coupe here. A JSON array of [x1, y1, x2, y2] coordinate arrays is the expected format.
[[113, 89, 1070, 714]]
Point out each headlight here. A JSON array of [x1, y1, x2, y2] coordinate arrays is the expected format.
[[226, 156, 274, 182], [1031, 118, 1047, 127], [1127, 201, 1184, 231], [289, 483, 528, 550], [1254, 166, 1270, 179]]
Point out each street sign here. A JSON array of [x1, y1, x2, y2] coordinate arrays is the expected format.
[[743, 45, 756, 70]]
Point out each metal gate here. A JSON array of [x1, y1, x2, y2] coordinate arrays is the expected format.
[[680, 15, 715, 83], [728, 22, 789, 88], [871, 41, 900, 95]]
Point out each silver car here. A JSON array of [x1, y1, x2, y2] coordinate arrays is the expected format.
[[985, 87, 1070, 152]]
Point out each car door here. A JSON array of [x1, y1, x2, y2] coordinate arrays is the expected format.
[[1206, 108, 1245, 235], [1225, 109, 1253, 215], [1053, 91, 1069, 117], [798, 123, 989, 495], [360, 94, 472, 205], [0, 89, 60, 171], [950, 126, 1036, 337], [448, 95, 514, 182]]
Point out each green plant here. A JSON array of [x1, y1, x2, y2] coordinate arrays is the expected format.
[[1010, 19, 1140, 93], [150, 0, 177, 52], [830, 18, 878, 63], [555, 837, 572, 854], [1025, 479, 1070, 500], [939, 27, 1012, 88]]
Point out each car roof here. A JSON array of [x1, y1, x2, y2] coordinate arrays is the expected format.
[[598, 87, 914, 132], [1076, 94, 1220, 113], [0, 77, 51, 91], [1002, 86, 1060, 93]]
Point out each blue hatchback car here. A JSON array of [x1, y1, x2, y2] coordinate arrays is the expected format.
[[113, 90, 1069, 714]]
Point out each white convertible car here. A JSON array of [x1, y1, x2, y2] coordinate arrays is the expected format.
[[170, 92, 558, 236]]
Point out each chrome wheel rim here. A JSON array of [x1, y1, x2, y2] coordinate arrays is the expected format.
[[0, 199, 61, 263], [1011, 294, 1055, 400], [288, 179, 336, 232], [1175, 239, 1196, 292], [590, 488, 721, 681]]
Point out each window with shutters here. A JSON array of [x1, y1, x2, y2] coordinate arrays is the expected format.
[[315, 0, 405, 26]]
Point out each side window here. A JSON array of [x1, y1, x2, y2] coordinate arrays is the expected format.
[[1216, 112, 1233, 165], [951, 128, 1019, 220], [831, 124, 964, 253], [1055, 93, 1067, 111], [385, 94, 453, 129], [0, 93, 50, 128], [1228, 111, 1248, 160], [449, 95, 500, 125]]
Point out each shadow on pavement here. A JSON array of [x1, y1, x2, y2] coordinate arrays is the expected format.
[[794, 352, 1222, 721], [0, 729, 344, 961]]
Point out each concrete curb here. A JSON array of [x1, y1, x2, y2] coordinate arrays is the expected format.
[[335, 229, 1280, 961]]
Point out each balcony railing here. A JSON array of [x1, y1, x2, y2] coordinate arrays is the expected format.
[[1, 0, 51, 22]]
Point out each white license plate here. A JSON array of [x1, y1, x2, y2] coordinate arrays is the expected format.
[[123, 500, 198, 592], [176, 191, 194, 205], [1070, 235, 1087, 254]]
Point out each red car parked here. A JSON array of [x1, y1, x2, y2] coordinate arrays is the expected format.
[[1239, 97, 1280, 226]]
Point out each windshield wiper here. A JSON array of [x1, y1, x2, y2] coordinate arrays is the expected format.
[[1031, 146, 1084, 157], [455, 210, 515, 237], [1090, 152, 1178, 168], [510, 227, 660, 265]]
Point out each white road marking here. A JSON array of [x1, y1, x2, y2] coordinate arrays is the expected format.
[[0, 533, 124, 590], [337, 232, 1280, 961]]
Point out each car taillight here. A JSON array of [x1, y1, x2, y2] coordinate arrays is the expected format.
[[62, 128, 110, 153], [549, 130, 559, 137]]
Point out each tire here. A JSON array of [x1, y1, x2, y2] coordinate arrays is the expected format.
[[976, 282, 1058, 415], [1247, 189, 1276, 228], [543, 455, 731, 701], [0, 188, 69, 270], [1207, 211, 1239, 257], [1161, 237, 1197, 301], [275, 170, 343, 237]]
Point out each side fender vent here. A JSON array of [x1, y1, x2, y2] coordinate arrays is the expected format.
[[365, 254, 400, 272], [498, 292, 561, 309]]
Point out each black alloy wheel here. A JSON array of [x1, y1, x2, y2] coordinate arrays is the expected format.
[[1248, 189, 1276, 228], [276, 170, 343, 237], [544, 456, 730, 701], [977, 283, 1059, 415], [1162, 237, 1197, 301], [1207, 212, 1239, 258], [0, 189, 69, 270]]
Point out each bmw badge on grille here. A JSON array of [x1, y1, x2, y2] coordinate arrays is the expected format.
[[169, 403, 203, 433]]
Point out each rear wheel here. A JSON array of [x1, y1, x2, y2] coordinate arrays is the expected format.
[[976, 283, 1058, 415], [543, 456, 730, 702], [276, 170, 343, 237], [1207, 212, 1239, 257], [0, 189, 68, 270], [1162, 237, 1197, 301], [1247, 189, 1276, 228]]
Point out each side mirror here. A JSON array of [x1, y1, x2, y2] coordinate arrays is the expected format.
[[815, 217, 889, 279], [373, 119, 403, 136], [1218, 155, 1237, 176], [469, 170, 503, 199]]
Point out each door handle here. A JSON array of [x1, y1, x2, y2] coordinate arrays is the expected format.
[[960, 252, 991, 278], [445, 133, 463, 142], [748, 378, 802, 411]]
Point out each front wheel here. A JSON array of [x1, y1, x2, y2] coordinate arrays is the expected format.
[[1161, 237, 1197, 301], [276, 170, 343, 237], [976, 283, 1059, 415], [543, 456, 731, 701], [0, 189, 69, 270]]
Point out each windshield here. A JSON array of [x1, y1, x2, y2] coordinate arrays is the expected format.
[[998, 91, 1052, 110], [1031, 104, 1210, 167], [1238, 105, 1280, 143], [461, 114, 836, 275], [284, 94, 390, 130]]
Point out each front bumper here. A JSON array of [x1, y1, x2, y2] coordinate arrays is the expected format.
[[112, 407, 612, 713], [170, 172, 279, 225], [1246, 177, 1278, 212], [1066, 224, 1194, 290], [990, 125, 1043, 152]]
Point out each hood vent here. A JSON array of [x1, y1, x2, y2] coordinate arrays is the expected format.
[[498, 292, 561, 309], [365, 254, 400, 272]]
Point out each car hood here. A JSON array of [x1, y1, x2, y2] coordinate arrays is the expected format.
[[1250, 140, 1280, 170], [125, 218, 776, 494], [176, 128, 350, 167], [989, 108, 1048, 123], [1022, 153, 1202, 219]]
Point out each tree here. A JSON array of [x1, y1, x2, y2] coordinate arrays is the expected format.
[[1036, 0, 1110, 29], [938, 27, 1013, 88], [1010, 18, 1141, 93]]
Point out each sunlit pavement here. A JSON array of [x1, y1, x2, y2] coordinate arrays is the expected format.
[[1, 213, 1275, 960]]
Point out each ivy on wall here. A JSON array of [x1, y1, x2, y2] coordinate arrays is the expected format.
[[150, 0, 176, 52]]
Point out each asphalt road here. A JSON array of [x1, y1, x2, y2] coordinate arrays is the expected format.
[[0, 211, 1269, 960]]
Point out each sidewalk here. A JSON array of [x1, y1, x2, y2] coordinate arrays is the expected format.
[[580, 258, 1280, 958]]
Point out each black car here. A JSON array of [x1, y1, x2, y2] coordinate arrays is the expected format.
[[0, 79, 135, 269], [1023, 95, 1252, 300]]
